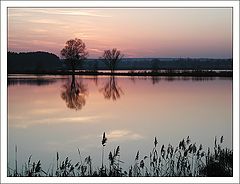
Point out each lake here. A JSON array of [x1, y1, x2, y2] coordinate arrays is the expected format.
[[7, 75, 232, 173]]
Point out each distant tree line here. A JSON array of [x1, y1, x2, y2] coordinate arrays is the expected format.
[[8, 51, 61, 73], [8, 52, 233, 73], [146, 58, 233, 71], [7, 38, 233, 73]]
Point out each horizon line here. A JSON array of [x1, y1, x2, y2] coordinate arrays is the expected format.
[[7, 51, 233, 60]]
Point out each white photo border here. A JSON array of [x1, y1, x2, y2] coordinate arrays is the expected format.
[[1, 1, 239, 183]]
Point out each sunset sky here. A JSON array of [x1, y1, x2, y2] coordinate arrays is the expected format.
[[8, 8, 232, 58]]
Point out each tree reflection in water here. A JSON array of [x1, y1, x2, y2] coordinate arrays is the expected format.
[[100, 76, 123, 101], [61, 75, 88, 110], [151, 76, 161, 85], [93, 75, 98, 87]]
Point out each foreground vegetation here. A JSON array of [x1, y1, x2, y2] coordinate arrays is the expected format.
[[8, 135, 232, 177]]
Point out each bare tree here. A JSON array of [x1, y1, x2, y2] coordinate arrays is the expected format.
[[101, 48, 124, 74], [61, 38, 88, 73]]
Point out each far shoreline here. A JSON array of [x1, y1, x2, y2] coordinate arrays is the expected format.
[[7, 70, 233, 77]]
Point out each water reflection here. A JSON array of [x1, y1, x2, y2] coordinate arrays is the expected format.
[[149, 76, 219, 84], [7, 75, 231, 113], [7, 76, 226, 88], [92, 75, 99, 86], [99, 76, 124, 101], [191, 77, 216, 81], [61, 74, 88, 110], [151, 76, 161, 85], [7, 75, 232, 173], [7, 78, 57, 86]]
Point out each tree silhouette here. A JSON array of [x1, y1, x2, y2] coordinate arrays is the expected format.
[[8, 51, 60, 73], [99, 76, 123, 101], [100, 48, 124, 73], [61, 38, 88, 73], [61, 75, 88, 110]]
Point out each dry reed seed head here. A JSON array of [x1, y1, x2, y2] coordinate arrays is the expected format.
[[179, 141, 182, 149], [220, 136, 224, 144], [115, 146, 120, 156], [179, 140, 184, 150], [167, 144, 171, 154], [140, 160, 144, 168], [84, 156, 90, 164], [102, 132, 107, 146], [199, 144, 203, 151], [57, 152, 59, 161], [75, 162, 79, 167], [186, 136, 190, 145], [109, 152, 114, 165], [182, 139, 186, 150], [188, 144, 193, 153], [65, 157, 69, 166], [161, 145, 165, 153], [154, 137, 158, 147], [135, 151, 139, 161]]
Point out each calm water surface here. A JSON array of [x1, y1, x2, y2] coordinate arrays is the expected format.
[[8, 75, 232, 171]]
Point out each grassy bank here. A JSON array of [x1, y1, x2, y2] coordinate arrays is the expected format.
[[8, 70, 233, 77], [8, 135, 232, 177]]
